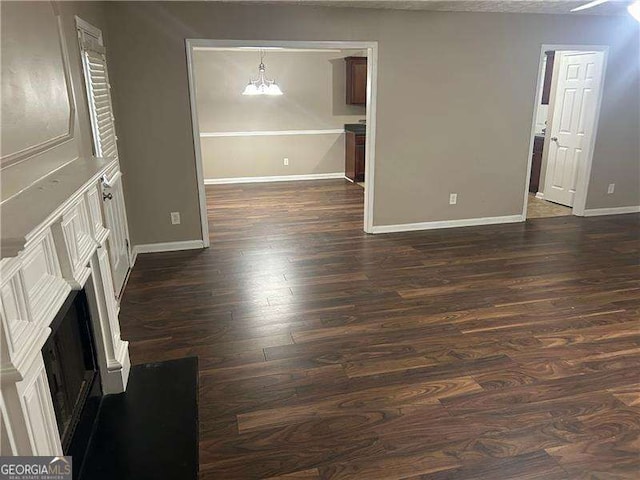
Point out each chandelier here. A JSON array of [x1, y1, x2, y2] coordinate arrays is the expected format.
[[242, 50, 283, 96]]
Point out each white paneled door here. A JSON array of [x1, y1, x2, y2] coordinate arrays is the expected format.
[[77, 17, 131, 299], [543, 51, 604, 207]]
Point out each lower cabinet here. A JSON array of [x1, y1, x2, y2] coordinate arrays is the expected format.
[[100, 167, 131, 301], [529, 136, 545, 193], [345, 131, 365, 183]]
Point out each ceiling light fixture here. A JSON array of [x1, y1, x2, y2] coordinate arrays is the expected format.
[[242, 50, 283, 96], [570, 0, 640, 22], [628, 0, 640, 21], [570, 0, 609, 12]]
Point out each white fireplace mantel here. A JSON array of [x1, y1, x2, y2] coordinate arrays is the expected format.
[[0, 156, 130, 456]]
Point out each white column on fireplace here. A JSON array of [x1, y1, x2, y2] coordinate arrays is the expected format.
[[0, 157, 131, 456]]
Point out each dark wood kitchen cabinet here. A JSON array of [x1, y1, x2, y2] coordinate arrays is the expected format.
[[345, 56, 367, 106], [541, 51, 555, 105], [345, 131, 365, 182], [529, 136, 545, 193]]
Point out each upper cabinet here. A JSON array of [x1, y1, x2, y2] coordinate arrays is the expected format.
[[345, 57, 367, 106], [541, 51, 555, 105]]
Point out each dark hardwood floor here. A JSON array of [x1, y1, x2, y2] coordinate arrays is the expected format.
[[120, 180, 640, 480]]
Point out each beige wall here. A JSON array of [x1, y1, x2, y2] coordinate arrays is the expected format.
[[201, 134, 345, 179], [194, 49, 365, 132], [1, 1, 108, 200], [99, 2, 639, 244], [193, 49, 364, 179]]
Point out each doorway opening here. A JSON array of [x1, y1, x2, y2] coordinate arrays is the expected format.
[[523, 45, 608, 220], [186, 40, 378, 246]]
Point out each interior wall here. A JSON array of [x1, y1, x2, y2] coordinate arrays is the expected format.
[[195, 49, 365, 132], [583, 39, 640, 210], [200, 135, 346, 179], [193, 49, 365, 180], [0, 1, 108, 201], [99, 2, 640, 244]]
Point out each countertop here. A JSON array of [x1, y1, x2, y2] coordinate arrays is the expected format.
[[344, 124, 366, 134]]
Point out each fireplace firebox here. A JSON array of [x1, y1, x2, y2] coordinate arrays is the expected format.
[[42, 288, 102, 467]]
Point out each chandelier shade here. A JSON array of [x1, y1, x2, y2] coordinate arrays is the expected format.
[[629, 0, 640, 21]]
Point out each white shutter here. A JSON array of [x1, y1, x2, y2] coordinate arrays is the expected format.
[[76, 18, 132, 298], [80, 40, 118, 160]]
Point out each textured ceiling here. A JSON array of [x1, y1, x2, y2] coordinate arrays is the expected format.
[[214, 0, 631, 15]]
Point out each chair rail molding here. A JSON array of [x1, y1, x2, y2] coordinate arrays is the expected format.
[[200, 129, 345, 137]]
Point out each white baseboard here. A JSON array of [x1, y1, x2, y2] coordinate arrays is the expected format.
[[583, 205, 640, 217], [371, 215, 524, 234], [204, 173, 344, 185], [132, 240, 205, 257], [535, 192, 545, 199]]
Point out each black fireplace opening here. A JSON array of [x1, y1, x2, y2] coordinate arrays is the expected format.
[[42, 288, 102, 466]]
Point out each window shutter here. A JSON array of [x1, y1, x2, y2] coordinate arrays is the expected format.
[[80, 40, 118, 160]]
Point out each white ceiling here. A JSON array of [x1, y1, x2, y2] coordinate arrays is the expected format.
[[214, 0, 631, 15]]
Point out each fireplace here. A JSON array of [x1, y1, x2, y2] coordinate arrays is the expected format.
[[1, 153, 130, 457], [42, 288, 102, 465]]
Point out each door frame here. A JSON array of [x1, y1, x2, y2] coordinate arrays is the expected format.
[[185, 39, 379, 247], [521, 44, 608, 219]]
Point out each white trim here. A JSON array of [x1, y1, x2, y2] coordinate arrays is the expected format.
[[194, 46, 343, 53], [204, 172, 344, 184], [2, 13, 76, 169], [200, 129, 345, 138], [364, 42, 378, 234], [535, 191, 545, 199], [186, 43, 211, 248], [583, 206, 640, 217], [185, 39, 378, 238], [371, 215, 524, 234], [132, 240, 205, 256], [521, 44, 608, 220]]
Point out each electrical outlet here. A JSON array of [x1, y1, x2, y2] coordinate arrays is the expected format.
[[607, 183, 615, 194], [170, 212, 181, 225], [283, 158, 289, 166], [449, 193, 458, 205]]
